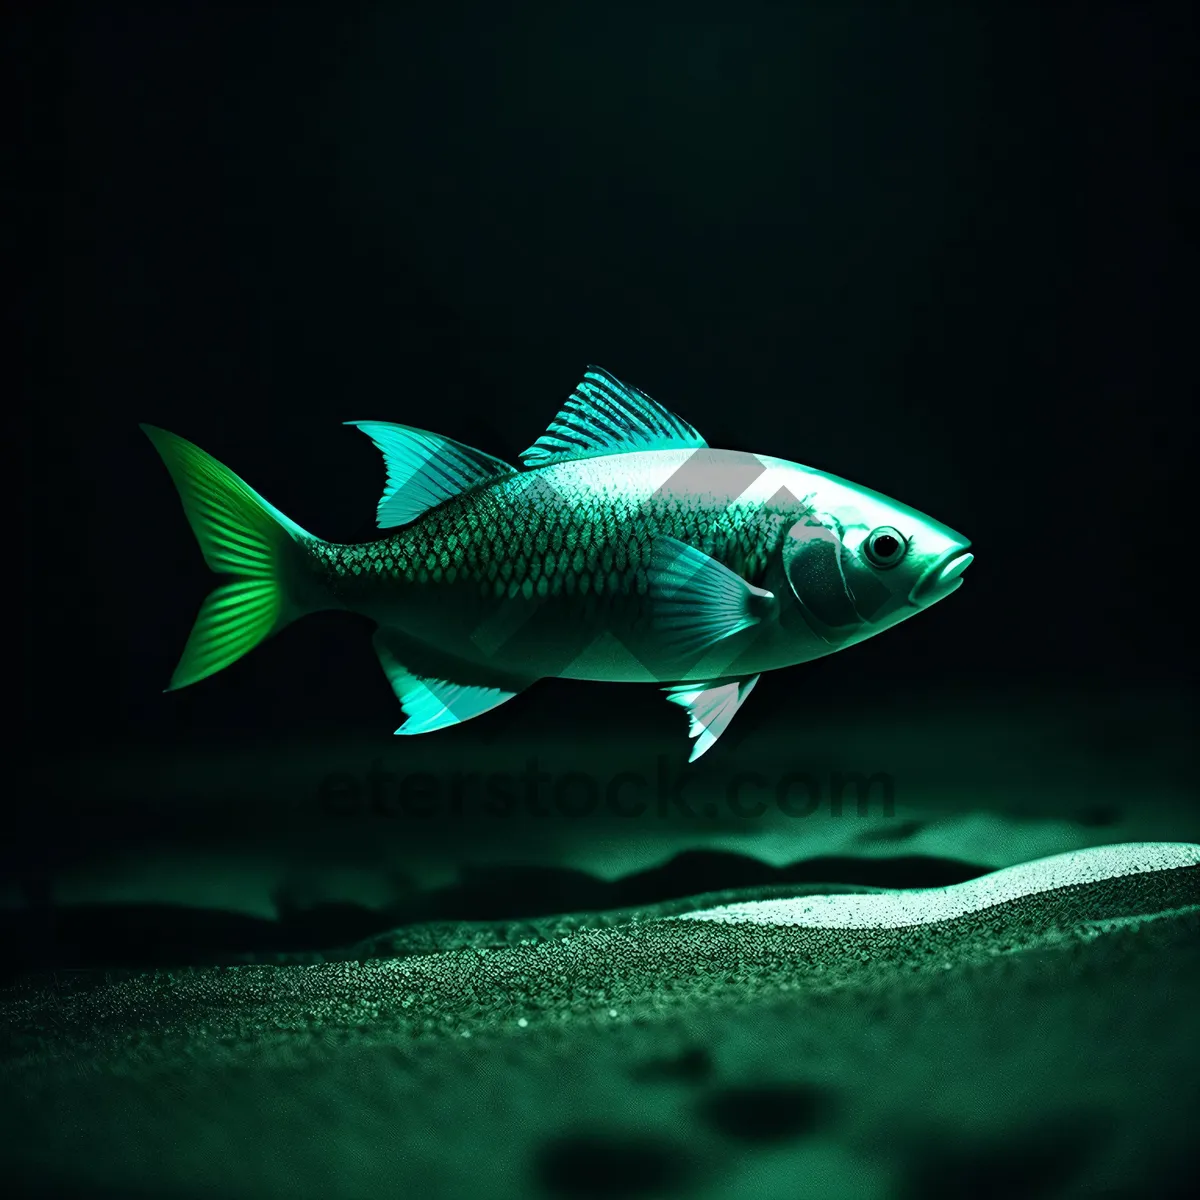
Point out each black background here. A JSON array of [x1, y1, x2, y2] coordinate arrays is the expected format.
[[8, 13, 1200, 1192], [23, 4, 1193, 764]]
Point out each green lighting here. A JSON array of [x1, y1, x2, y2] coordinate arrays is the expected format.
[[144, 367, 972, 756], [679, 843, 1200, 928]]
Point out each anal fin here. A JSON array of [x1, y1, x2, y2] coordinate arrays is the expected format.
[[373, 629, 531, 735]]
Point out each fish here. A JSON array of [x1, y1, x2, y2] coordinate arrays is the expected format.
[[143, 366, 973, 760]]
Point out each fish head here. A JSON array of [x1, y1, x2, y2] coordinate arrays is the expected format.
[[779, 469, 973, 649]]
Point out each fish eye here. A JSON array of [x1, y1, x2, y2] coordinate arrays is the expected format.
[[863, 526, 907, 569]]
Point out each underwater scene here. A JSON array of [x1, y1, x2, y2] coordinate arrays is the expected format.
[[14, 5, 1195, 1199]]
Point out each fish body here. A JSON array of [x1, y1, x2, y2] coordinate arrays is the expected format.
[[144, 367, 973, 759]]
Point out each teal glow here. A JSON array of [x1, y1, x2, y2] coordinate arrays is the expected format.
[[520, 365, 707, 466], [144, 367, 972, 755], [346, 420, 516, 529], [679, 843, 1200, 928], [141, 425, 312, 691]]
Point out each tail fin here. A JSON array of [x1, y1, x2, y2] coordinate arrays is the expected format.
[[141, 425, 315, 691]]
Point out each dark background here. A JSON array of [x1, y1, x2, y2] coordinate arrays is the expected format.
[[16, 3, 1195, 944]]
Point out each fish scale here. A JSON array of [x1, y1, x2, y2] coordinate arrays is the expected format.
[[308, 462, 785, 619]]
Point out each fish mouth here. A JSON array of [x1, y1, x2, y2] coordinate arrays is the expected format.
[[910, 547, 974, 607]]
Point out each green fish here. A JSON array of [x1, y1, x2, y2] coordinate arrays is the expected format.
[[144, 367, 973, 760]]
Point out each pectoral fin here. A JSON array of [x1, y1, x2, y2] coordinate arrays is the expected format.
[[373, 629, 531, 735], [664, 676, 760, 762], [647, 536, 777, 659]]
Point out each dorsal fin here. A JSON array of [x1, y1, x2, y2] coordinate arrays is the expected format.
[[347, 422, 517, 529], [520, 366, 707, 468]]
